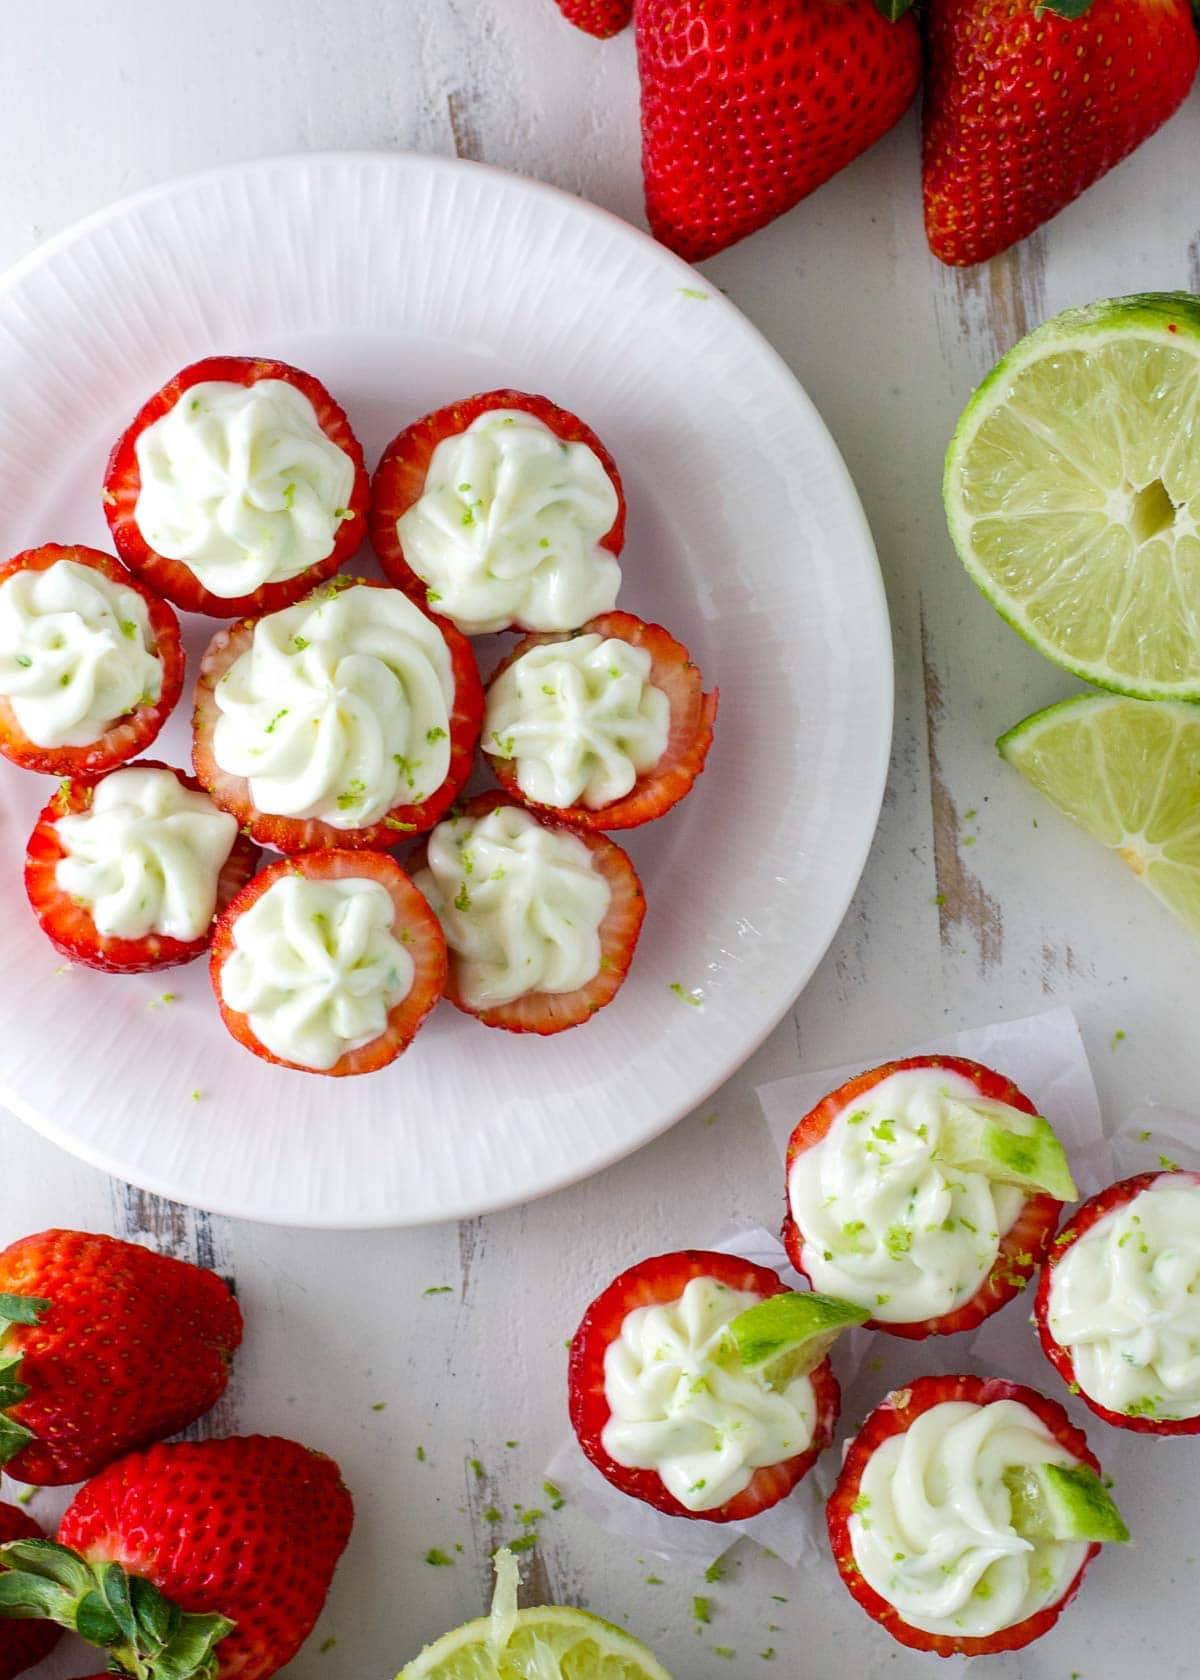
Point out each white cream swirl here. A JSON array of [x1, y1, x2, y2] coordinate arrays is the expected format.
[[211, 584, 454, 830], [601, 1277, 817, 1513], [54, 767, 238, 942], [413, 804, 610, 1008], [850, 1399, 1087, 1638], [133, 379, 356, 598], [787, 1069, 1029, 1324], [395, 408, 621, 635], [1048, 1177, 1200, 1420], [218, 874, 414, 1070], [484, 633, 669, 810], [0, 559, 162, 749]]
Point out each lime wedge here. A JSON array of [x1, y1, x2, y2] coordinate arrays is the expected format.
[[1000, 693, 1200, 941], [728, 1292, 868, 1384], [1003, 1464, 1130, 1544], [399, 1548, 673, 1680], [945, 292, 1200, 699], [935, 1098, 1076, 1201]]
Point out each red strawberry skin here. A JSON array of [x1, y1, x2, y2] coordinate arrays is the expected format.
[[103, 356, 370, 619], [485, 611, 718, 830], [783, 1056, 1064, 1338], [0, 1503, 61, 1679], [555, 0, 632, 33], [0, 1230, 242, 1487], [210, 849, 447, 1076], [569, 1249, 840, 1522], [923, 0, 1199, 266], [24, 762, 260, 974], [370, 390, 625, 627], [1036, 1169, 1200, 1436], [636, 0, 922, 263], [407, 790, 646, 1034], [59, 1435, 353, 1680], [828, 1374, 1102, 1656]]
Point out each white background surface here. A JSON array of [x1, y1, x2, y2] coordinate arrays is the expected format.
[[0, 3, 1198, 1677]]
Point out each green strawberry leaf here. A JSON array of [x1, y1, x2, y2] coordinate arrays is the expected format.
[[0, 1572, 69, 1620], [0, 1295, 49, 1329], [1035, 0, 1095, 16], [75, 1589, 123, 1648], [0, 1415, 36, 1466], [99, 1562, 138, 1646], [871, 0, 916, 16], [0, 1539, 93, 1596]]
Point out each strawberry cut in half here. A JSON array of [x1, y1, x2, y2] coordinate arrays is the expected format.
[[0, 545, 184, 778], [102, 355, 370, 618], [828, 1374, 1110, 1657], [0, 1501, 61, 1678], [0, 1228, 242, 1487], [24, 761, 260, 974], [1035, 1168, 1200, 1436], [568, 1249, 841, 1522], [407, 790, 645, 1034], [484, 611, 718, 829], [369, 389, 626, 627], [210, 849, 447, 1077], [191, 578, 483, 854], [0, 1435, 353, 1680], [783, 1056, 1066, 1338]]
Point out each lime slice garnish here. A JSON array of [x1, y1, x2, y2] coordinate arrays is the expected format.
[[945, 292, 1200, 699], [398, 1548, 673, 1679], [1003, 1464, 1130, 1544], [727, 1292, 868, 1384], [935, 1098, 1076, 1201], [1000, 693, 1200, 941]]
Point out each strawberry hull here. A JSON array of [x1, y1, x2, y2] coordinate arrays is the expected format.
[[568, 1248, 840, 1522], [0, 545, 184, 779], [102, 355, 370, 618], [407, 790, 646, 1035], [783, 1055, 1063, 1338], [485, 611, 718, 830], [24, 761, 260, 974], [1035, 1169, 1200, 1436], [827, 1374, 1101, 1657]]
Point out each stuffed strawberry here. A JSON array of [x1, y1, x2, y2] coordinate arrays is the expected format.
[[191, 578, 482, 855], [25, 763, 259, 974], [636, 0, 922, 262], [408, 790, 645, 1034], [211, 849, 447, 1076], [0, 1229, 242, 1486], [923, 0, 1199, 265], [828, 1374, 1128, 1656], [483, 611, 718, 829], [0, 544, 183, 779], [784, 1056, 1076, 1338], [0, 1503, 60, 1679], [103, 355, 369, 618], [553, 0, 631, 33], [569, 1249, 858, 1521], [0, 1435, 353, 1680], [1036, 1168, 1200, 1434], [370, 390, 626, 637]]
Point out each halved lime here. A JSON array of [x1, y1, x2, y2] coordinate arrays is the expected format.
[[945, 293, 1200, 699], [1003, 1463, 1129, 1544], [728, 1291, 868, 1384], [999, 693, 1200, 939], [399, 1550, 673, 1680]]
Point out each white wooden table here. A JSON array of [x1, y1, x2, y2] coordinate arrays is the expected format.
[[1, 4, 1197, 1676]]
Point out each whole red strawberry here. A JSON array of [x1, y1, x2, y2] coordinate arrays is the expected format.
[[923, 0, 1199, 265], [0, 1436, 353, 1680], [0, 1503, 60, 1680], [554, 0, 632, 34], [637, 0, 922, 262], [0, 1230, 242, 1485]]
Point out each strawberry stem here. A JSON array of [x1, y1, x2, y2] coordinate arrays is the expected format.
[[0, 1295, 50, 1466], [0, 1540, 233, 1680]]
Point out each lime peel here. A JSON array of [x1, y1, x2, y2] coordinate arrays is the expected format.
[[728, 1291, 868, 1384]]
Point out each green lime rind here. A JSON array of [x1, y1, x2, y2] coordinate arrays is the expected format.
[[1003, 1463, 1130, 1544], [728, 1291, 868, 1376], [945, 291, 1200, 701], [935, 1101, 1077, 1201], [999, 692, 1200, 942], [398, 1605, 674, 1680]]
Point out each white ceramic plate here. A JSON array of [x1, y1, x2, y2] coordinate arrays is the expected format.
[[0, 153, 891, 1227]]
